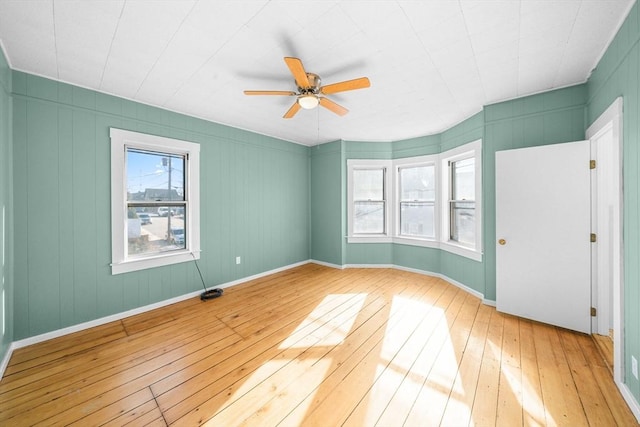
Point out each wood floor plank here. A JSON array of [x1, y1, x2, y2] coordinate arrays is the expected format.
[[0, 307, 232, 397], [5, 322, 128, 376], [0, 323, 242, 424], [303, 286, 466, 426], [0, 315, 239, 420], [239, 276, 444, 427], [199, 291, 391, 426], [335, 281, 462, 426], [101, 398, 163, 427], [496, 313, 523, 426], [385, 292, 478, 427], [279, 276, 454, 427], [534, 323, 588, 426], [0, 265, 636, 427], [558, 329, 616, 426], [469, 308, 504, 426], [152, 272, 380, 418], [163, 271, 408, 425], [438, 302, 492, 426], [519, 318, 547, 427]]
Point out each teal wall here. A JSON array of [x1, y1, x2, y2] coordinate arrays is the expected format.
[[310, 141, 344, 265], [0, 48, 13, 365], [309, 90, 586, 301], [343, 115, 487, 294], [587, 0, 640, 402], [11, 71, 309, 340]]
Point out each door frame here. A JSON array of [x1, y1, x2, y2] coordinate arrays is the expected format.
[[586, 97, 623, 384]]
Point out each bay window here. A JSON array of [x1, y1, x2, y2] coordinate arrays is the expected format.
[[347, 139, 482, 261]]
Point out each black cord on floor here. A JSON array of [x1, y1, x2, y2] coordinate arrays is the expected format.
[[191, 253, 224, 301]]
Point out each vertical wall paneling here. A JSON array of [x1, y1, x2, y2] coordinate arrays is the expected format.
[[11, 97, 27, 340], [58, 107, 75, 328], [0, 46, 13, 364], [10, 71, 310, 340], [310, 141, 344, 266], [27, 101, 60, 335]]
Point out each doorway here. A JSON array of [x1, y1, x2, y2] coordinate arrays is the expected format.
[[587, 97, 623, 383]]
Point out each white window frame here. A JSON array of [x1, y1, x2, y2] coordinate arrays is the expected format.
[[110, 128, 201, 274], [393, 155, 439, 248], [347, 159, 392, 243], [347, 141, 482, 262], [440, 139, 482, 261]]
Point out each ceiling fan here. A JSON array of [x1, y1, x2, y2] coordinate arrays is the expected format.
[[244, 57, 370, 118]]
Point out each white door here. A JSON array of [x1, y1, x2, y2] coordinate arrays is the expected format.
[[496, 141, 591, 334]]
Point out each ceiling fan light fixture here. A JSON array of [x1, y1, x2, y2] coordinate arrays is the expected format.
[[298, 94, 319, 109]]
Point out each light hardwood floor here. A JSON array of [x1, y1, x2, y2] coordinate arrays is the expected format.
[[0, 264, 637, 426]]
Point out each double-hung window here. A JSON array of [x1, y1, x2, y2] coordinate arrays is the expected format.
[[110, 128, 200, 274], [353, 168, 386, 234], [348, 160, 392, 242], [449, 157, 475, 245], [398, 163, 436, 239], [440, 139, 482, 260]]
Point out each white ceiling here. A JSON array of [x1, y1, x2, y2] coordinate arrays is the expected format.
[[0, 0, 634, 146]]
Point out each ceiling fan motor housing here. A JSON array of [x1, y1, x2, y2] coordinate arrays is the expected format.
[[299, 73, 321, 94]]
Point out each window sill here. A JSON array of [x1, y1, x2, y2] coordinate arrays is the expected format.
[[347, 235, 393, 244], [393, 236, 439, 248], [111, 250, 199, 274], [440, 241, 483, 262]]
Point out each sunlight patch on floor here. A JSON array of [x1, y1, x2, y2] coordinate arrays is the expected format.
[[354, 296, 463, 426], [278, 293, 367, 349]]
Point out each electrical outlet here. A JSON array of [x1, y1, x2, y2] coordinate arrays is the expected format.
[[235, 256, 241, 265], [632, 356, 638, 380]]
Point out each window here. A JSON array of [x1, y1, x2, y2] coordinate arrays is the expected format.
[[110, 128, 200, 274], [353, 168, 386, 234], [398, 164, 436, 239], [441, 139, 482, 260], [449, 157, 475, 244], [347, 160, 392, 242], [347, 140, 482, 261]]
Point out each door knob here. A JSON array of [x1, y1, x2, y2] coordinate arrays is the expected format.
[[498, 239, 506, 245]]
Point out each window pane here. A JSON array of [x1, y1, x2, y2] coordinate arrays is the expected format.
[[451, 202, 475, 245], [400, 202, 435, 238], [354, 201, 385, 233], [400, 166, 435, 201], [127, 149, 185, 202], [452, 157, 474, 200], [353, 169, 384, 200], [127, 205, 186, 256]]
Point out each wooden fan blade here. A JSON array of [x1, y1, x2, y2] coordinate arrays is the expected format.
[[319, 97, 348, 116], [283, 102, 301, 119], [244, 90, 296, 96], [320, 77, 370, 95], [284, 57, 311, 88]]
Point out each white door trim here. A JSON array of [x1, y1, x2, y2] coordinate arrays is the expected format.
[[586, 97, 624, 385]]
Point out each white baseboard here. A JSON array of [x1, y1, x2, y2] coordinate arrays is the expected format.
[[308, 259, 344, 270], [620, 381, 640, 423], [0, 342, 17, 379], [1, 259, 311, 378], [340, 262, 486, 302]]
